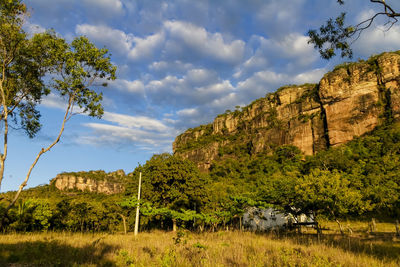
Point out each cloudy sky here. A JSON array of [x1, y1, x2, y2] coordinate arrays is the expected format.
[[2, 0, 400, 191]]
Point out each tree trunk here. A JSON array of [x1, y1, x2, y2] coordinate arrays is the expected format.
[[347, 224, 353, 235], [172, 219, 177, 232], [315, 221, 322, 239], [119, 214, 127, 234], [239, 216, 242, 231], [7, 95, 74, 211], [395, 220, 400, 237], [336, 219, 344, 235], [369, 218, 377, 233], [0, 80, 9, 192]]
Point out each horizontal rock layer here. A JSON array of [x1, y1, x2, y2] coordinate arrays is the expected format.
[[50, 170, 126, 194]]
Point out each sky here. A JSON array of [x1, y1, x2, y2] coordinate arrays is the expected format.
[[2, 0, 400, 192]]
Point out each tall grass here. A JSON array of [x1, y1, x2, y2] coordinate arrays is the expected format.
[[0, 230, 399, 266]]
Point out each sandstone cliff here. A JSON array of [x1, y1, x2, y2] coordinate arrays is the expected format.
[[173, 52, 400, 171], [50, 170, 126, 194]]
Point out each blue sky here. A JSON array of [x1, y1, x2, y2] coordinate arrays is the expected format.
[[2, 0, 400, 192]]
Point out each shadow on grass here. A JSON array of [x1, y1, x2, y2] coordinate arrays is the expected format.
[[0, 239, 119, 266], [280, 232, 400, 262]]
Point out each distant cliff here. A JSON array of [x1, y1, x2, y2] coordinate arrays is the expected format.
[[173, 52, 400, 171], [50, 170, 126, 194]]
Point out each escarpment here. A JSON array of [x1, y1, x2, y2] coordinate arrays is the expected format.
[[173, 52, 400, 171], [50, 170, 126, 194]]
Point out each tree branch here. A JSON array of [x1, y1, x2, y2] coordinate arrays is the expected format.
[[309, 0, 400, 59], [6, 93, 75, 211]]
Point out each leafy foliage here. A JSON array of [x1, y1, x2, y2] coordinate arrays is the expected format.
[[2, 124, 400, 232], [0, 0, 116, 209], [309, 0, 400, 59]]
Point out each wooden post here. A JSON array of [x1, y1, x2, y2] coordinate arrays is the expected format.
[[172, 219, 177, 232], [370, 218, 376, 233], [134, 172, 142, 236], [119, 214, 127, 234]]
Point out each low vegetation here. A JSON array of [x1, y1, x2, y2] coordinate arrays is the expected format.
[[0, 228, 399, 267]]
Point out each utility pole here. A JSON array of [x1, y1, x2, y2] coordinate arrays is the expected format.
[[134, 172, 142, 236]]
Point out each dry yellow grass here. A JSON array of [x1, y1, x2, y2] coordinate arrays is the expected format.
[[320, 220, 397, 233], [0, 230, 399, 266]]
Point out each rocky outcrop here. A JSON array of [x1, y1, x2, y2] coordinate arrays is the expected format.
[[50, 170, 126, 194], [173, 52, 400, 171]]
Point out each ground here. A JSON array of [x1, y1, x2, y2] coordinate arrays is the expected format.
[[0, 221, 399, 266]]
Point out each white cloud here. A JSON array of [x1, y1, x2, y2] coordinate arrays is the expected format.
[[278, 34, 316, 63], [258, 34, 318, 66], [111, 79, 145, 94], [233, 56, 269, 79], [128, 32, 165, 61], [177, 108, 198, 117], [76, 20, 245, 67], [292, 68, 327, 84], [353, 24, 400, 57], [75, 24, 164, 62], [103, 112, 170, 132], [238, 70, 286, 90], [24, 21, 46, 35], [164, 20, 245, 64], [185, 69, 219, 86], [41, 94, 69, 110], [234, 33, 318, 79], [207, 92, 240, 114], [79, 112, 177, 152], [356, 9, 377, 24], [146, 69, 234, 107], [80, 123, 170, 146], [255, 0, 306, 37], [149, 60, 193, 74], [76, 24, 133, 55], [82, 0, 124, 16]]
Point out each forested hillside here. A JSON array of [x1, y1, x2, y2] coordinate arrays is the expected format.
[[1, 122, 399, 232], [174, 51, 400, 171]]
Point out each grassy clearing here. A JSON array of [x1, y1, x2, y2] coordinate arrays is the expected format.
[[0, 229, 399, 267], [318, 219, 398, 234]]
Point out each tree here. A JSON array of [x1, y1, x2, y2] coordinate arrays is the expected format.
[[294, 169, 366, 233], [0, 0, 116, 210], [129, 153, 209, 230], [308, 0, 400, 59]]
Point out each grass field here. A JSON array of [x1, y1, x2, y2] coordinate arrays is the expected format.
[[0, 222, 399, 266]]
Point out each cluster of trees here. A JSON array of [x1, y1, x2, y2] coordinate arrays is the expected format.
[[1, 123, 399, 232], [1, 186, 124, 232], [127, 123, 400, 232]]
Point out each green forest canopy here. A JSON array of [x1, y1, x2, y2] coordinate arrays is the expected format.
[[1, 122, 399, 232]]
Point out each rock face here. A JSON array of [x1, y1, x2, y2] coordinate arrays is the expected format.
[[173, 52, 400, 171], [50, 170, 126, 194]]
